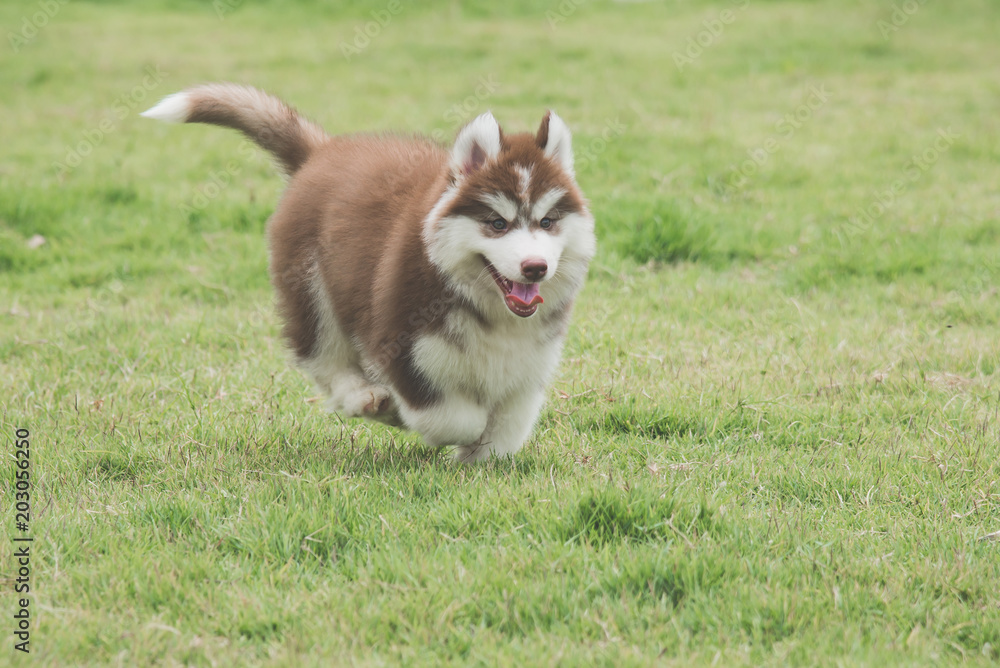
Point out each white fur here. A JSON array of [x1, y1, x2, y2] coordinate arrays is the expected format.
[[328, 372, 393, 418], [397, 393, 488, 447], [531, 188, 567, 221], [426, 207, 593, 298], [561, 211, 597, 261], [409, 310, 564, 460], [486, 227, 563, 284], [412, 312, 560, 403], [515, 165, 533, 199], [543, 111, 575, 176], [450, 112, 502, 175], [422, 185, 459, 238], [141, 92, 192, 123], [479, 192, 519, 222]]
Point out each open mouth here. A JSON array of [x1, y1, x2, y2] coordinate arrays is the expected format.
[[483, 259, 543, 317]]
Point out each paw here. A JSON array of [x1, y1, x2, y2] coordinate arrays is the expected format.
[[361, 387, 393, 415], [327, 375, 398, 423], [452, 441, 494, 464], [361, 387, 402, 426]]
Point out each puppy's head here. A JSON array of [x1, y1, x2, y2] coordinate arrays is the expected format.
[[425, 111, 596, 319]]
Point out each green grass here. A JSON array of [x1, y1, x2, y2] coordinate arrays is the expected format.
[[2, 0, 1000, 665]]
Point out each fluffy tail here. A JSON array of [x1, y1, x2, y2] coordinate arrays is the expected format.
[[141, 83, 329, 175]]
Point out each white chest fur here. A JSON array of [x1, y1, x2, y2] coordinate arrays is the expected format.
[[411, 308, 564, 408]]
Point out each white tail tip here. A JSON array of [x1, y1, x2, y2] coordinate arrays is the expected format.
[[141, 92, 191, 123]]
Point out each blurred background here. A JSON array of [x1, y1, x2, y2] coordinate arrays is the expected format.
[[3, 0, 999, 300]]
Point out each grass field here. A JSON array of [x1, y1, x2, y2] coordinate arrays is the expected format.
[[2, 0, 1000, 664]]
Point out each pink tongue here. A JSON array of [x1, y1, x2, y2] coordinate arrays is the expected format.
[[508, 281, 541, 306], [504, 282, 543, 316]]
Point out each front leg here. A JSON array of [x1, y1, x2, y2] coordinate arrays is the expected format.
[[453, 388, 547, 464], [398, 393, 489, 449]]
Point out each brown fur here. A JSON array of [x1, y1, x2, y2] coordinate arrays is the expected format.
[[185, 84, 328, 174], [445, 134, 586, 224], [268, 135, 453, 408]]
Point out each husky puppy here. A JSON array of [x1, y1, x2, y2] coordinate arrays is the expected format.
[[143, 84, 595, 461]]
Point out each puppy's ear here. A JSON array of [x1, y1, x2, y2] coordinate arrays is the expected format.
[[451, 112, 502, 178], [536, 111, 574, 176]]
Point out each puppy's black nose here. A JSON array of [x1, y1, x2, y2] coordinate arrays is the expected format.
[[520, 258, 548, 282]]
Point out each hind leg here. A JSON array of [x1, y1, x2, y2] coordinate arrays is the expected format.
[[299, 353, 400, 421], [297, 339, 399, 423], [327, 370, 399, 422], [289, 267, 399, 423]]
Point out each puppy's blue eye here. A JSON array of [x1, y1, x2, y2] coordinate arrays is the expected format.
[[491, 218, 507, 231], [540, 217, 552, 229]]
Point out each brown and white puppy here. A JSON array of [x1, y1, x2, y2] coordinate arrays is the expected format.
[[143, 84, 595, 461]]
